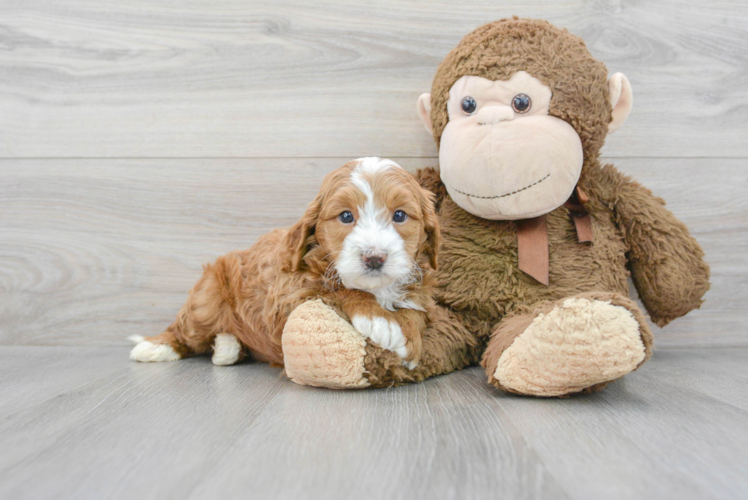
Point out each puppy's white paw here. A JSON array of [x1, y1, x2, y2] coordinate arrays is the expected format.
[[212, 333, 242, 366], [403, 360, 418, 370], [130, 340, 181, 363], [351, 315, 408, 359]]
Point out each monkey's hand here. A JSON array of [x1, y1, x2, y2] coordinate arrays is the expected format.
[[600, 164, 710, 327]]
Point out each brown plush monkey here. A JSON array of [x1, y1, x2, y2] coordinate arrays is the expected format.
[[281, 18, 710, 396]]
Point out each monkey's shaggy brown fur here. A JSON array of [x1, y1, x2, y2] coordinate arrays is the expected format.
[[353, 18, 710, 393], [429, 18, 612, 175]]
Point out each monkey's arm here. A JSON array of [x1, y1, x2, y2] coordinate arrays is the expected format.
[[597, 164, 710, 327]]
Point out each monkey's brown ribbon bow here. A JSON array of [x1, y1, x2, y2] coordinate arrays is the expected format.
[[516, 187, 593, 286]]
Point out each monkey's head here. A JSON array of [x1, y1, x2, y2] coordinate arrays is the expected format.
[[417, 18, 633, 220]]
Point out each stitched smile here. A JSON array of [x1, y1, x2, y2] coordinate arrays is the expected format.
[[449, 173, 551, 200]]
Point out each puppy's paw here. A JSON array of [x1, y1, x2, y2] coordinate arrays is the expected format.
[[129, 339, 181, 363], [212, 333, 242, 366], [351, 315, 409, 360], [403, 359, 418, 370]]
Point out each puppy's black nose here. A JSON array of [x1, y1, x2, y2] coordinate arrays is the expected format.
[[363, 253, 386, 270]]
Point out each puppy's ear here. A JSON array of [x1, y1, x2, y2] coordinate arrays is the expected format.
[[284, 195, 322, 272], [418, 188, 441, 270]]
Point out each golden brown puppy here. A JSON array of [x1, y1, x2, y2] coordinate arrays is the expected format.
[[129, 157, 440, 369]]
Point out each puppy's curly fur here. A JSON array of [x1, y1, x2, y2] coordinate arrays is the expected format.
[[132, 158, 440, 367]]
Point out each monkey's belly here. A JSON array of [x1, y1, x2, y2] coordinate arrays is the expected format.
[[434, 199, 630, 337]]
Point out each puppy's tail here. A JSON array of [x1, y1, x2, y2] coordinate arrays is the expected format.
[[127, 334, 146, 344]]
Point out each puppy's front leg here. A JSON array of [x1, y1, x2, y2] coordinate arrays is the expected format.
[[389, 308, 427, 369], [334, 290, 421, 368]]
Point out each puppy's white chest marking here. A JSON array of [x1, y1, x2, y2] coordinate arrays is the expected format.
[[373, 286, 426, 312], [351, 315, 411, 362]]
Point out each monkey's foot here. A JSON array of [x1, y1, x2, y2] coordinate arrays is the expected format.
[[282, 299, 370, 389], [482, 293, 651, 397]]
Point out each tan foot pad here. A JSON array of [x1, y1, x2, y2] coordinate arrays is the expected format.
[[495, 298, 646, 397], [282, 299, 370, 389]]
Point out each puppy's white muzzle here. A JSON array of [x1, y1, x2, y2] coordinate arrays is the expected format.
[[336, 224, 412, 292]]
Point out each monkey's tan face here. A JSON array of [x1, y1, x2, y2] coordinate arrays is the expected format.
[[438, 71, 583, 220]]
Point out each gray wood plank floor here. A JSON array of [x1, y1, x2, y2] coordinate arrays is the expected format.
[[1, 346, 746, 500]]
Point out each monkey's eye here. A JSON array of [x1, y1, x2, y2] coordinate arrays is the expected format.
[[393, 210, 408, 223], [338, 211, 355, 224], [511, 94, 532, 114], [461, 96, 477, 115]]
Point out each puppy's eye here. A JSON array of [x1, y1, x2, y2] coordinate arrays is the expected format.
[[338, 211, 354, 224], [511, 93, 532, 114], [393, 210, 408, 223], [461, 96, 477, 115]]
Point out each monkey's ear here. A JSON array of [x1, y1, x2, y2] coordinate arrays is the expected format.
[[608, 73, 633, 134], [417, 93, 433, 134]]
